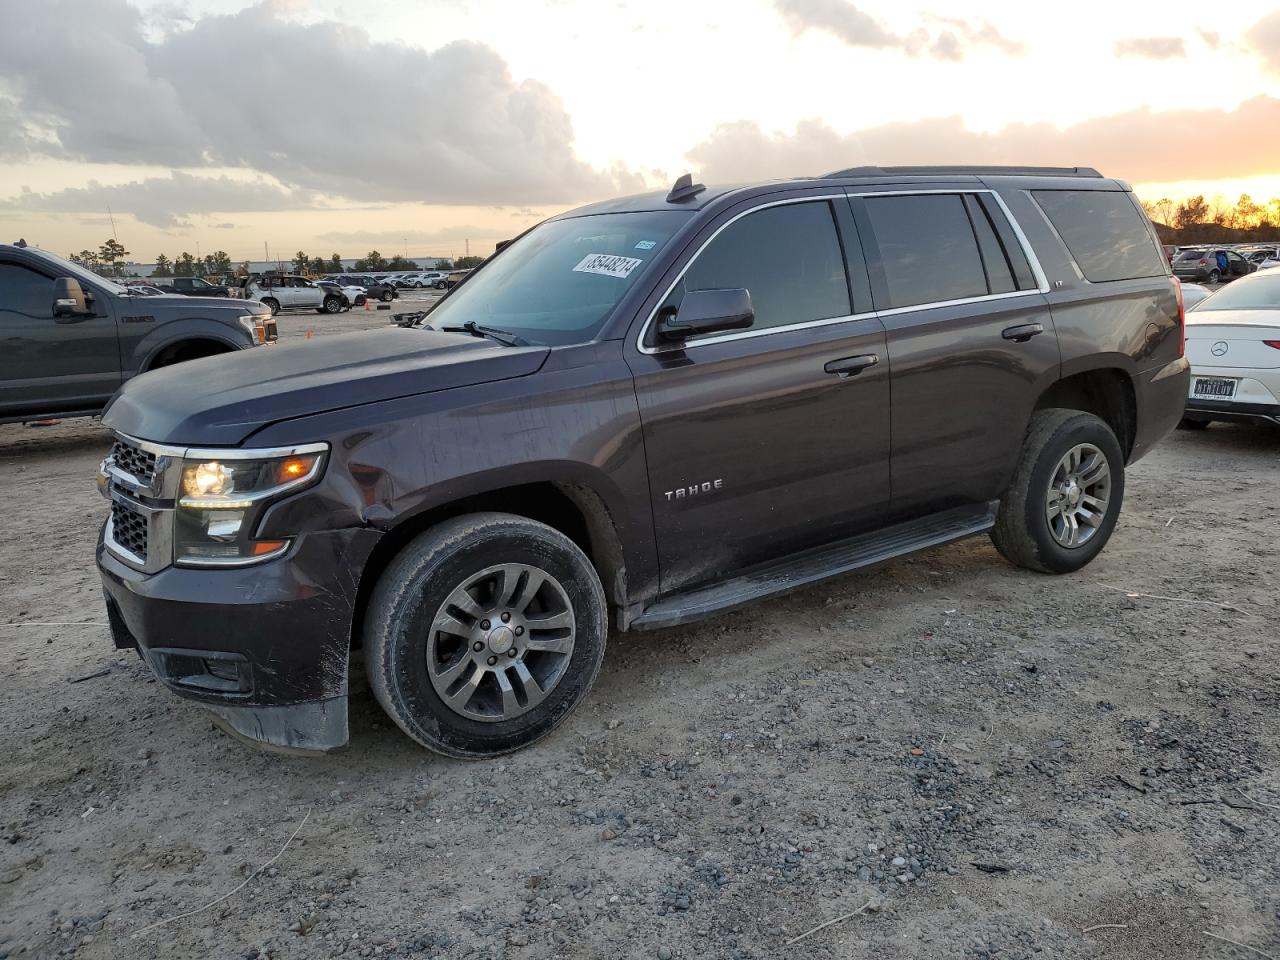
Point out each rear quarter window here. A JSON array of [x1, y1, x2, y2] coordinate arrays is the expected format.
[[1032, 190, 1165, 282]]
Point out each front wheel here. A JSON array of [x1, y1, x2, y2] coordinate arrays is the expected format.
[[990, 409, 1125, 574], [364, 513, 607, 758], [322, 296, 342, 313]]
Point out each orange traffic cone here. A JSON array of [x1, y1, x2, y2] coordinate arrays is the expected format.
[[306, 329, 313, 339], [364, 300, 371, 311]]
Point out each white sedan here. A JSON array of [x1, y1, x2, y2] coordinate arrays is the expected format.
[[1181, 271, 1280, 429]]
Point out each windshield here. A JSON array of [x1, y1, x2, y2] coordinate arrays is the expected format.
[[1191, 273, 1280, 311], [34, 249, 128, 295], [426, 211, 690, 346]]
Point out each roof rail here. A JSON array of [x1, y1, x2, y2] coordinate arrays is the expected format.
[[820, 165, 1104, 179]]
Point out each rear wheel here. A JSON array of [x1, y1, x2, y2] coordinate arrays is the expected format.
[[1208, 269, 1221, 284], [380, 289, 393, 302], [364, 513, 607, 758], [991, 409, 1125, 574], [260, 297, 280, 316]]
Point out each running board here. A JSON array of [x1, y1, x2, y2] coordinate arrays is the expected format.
[[630, 503, 997, 631]]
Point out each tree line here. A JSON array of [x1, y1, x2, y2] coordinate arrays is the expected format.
[[1141, 194, 1280, 244], [68, 240, 487, 279]]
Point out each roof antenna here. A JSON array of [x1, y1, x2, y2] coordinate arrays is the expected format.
[[14, 237, 27, 247], [666, 173, 706, 204]]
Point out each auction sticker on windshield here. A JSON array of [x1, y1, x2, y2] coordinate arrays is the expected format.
[[573, 254, 643, 279]]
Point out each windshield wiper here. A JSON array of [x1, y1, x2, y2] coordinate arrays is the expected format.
[[438, 320, 528, 347]]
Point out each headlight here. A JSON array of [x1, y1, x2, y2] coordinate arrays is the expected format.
[[174, 444, 327, 566], [237, 313, 268, 345]]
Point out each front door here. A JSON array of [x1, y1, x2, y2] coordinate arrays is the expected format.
[[0, 258, 121, 418], [850, 189, 1060, 516], [627, 196, 892, 594]]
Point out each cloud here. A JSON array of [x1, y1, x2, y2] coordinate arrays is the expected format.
[[316, 225, 499, 246], [684, 96, 1280, 185], [0, 0, 635, 208], [774, 0, 1023, 60], [1114, 36, 1186, 59], [1246, 10, 1280, 73], [0, 172, 313, 228]]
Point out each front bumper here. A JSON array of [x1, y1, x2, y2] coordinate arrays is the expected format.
[[98, 526, 380, 752]]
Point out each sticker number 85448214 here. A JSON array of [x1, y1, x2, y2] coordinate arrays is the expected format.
[[573, 254, 643, 279]]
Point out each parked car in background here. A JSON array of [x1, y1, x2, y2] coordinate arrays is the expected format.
[[316, 280, 368, 310], [94, 165, 1188, 757], [397, 271, 449, 289], [1172, 248, 1256, 284], [344, 276, 398, 302], [243, 274, 344, 315], [155, 276, 242, 298], [1181, 271, 1280, 429], [1243, 246, 1280, 270], [1178, 280, 1212, 310], [444, 268, 472, 289], [1, 242, 274, 424]]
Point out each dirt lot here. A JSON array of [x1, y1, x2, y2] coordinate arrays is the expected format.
[[1, 313, 1278, 960]]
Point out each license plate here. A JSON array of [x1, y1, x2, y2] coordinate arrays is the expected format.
[[1192, 377, 1237, 400]]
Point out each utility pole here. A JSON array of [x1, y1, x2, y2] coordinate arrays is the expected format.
[[465, 238, 470, 258], [264, 241, 269, 270]]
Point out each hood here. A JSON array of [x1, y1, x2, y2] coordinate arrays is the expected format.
[[121, 293, 255, 313], [104, 328, 549, 446]]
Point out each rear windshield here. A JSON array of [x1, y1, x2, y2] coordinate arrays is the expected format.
[[1032, 190, 1165, 282], [1191, 274, 1280, 311], [1177, 250, 1207, 261]]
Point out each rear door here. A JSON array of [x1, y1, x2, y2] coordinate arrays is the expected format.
[[850, 189, 1059, 517], [0, 257, 122, 417], [627, 193, 892, 594]]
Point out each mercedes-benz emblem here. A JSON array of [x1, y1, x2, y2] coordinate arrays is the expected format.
[[1211, 341, 1228, 357]]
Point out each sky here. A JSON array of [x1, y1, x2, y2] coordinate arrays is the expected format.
[[2, 0, 1279, 264]]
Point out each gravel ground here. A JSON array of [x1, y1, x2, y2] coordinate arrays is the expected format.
[[1, 313, 1278, 960]]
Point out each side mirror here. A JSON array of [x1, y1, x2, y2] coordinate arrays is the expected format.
[[53, 277, 91, 320], [655, 288, 754, 343]]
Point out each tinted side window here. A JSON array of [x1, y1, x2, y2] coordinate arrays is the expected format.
[[1032, 190, 1164, 282], [667, 200, 850, 334], [865, 194, 987, 309], [963, 195, 1015, 295], [0, 262, 54, 318]]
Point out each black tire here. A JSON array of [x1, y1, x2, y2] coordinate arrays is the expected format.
[[434, 281, 446, 290], [323, 296, 342, 314], [364, 513, 608, 758], [1208, 269, 1221, 284], [1178, 416, 1211, 430], [380, 289, 393, 302], [990, 409, 1125, 574], [260, 297, 280, 316]]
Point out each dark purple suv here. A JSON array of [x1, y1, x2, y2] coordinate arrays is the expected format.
[[96, 166, 1189, 758]]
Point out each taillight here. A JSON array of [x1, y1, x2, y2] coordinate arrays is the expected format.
[[1173, 278, 1185, 357], [1199, 258, 1208, 265], [1264, 340, 1280, 350]]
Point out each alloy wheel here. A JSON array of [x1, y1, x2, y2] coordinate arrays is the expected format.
[[426, 563, 576, 722], [1045, 442, 1111, 548]]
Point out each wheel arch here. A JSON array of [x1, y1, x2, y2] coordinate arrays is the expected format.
[[350, 480, 629, 652], [1033, 365, 1137, 458], [142, 335, 240, 371]]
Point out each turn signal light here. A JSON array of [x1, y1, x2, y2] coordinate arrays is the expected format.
[[276, 455, 319, 484], [251, 540, 289, 556]]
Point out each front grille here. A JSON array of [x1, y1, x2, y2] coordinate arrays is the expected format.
[[111, 438, 157, 485], [110, 500, 149, 560]]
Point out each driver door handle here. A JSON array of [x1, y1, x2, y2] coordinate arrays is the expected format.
[[1002, 322, 1044, 343], [824, 354, 879, 377]]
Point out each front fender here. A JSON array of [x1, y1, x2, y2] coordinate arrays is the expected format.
[[123, 316, 253, 376]]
